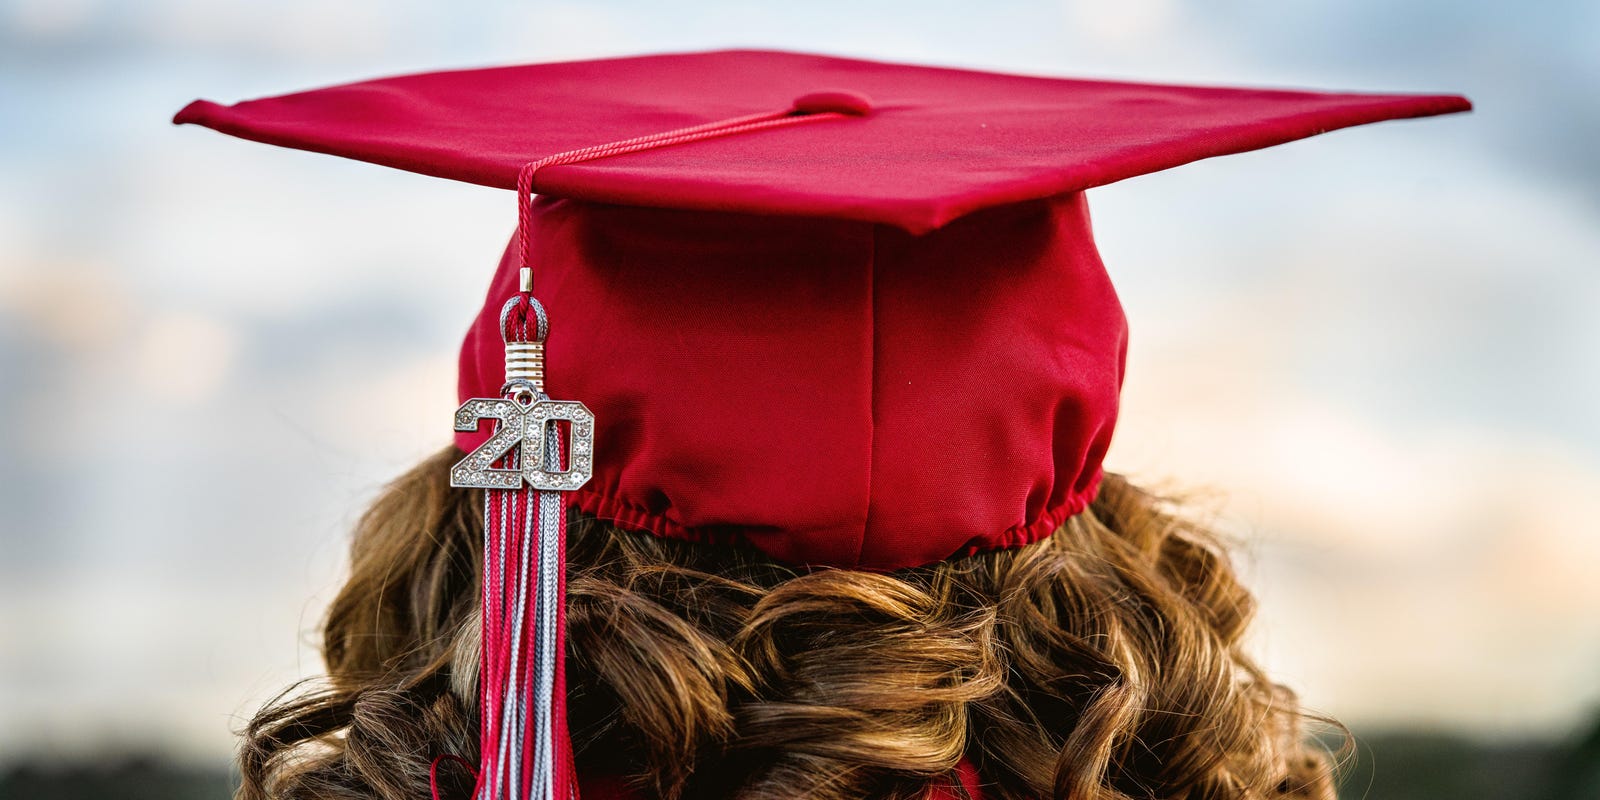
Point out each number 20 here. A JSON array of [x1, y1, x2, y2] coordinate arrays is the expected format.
[[450, 397, 595, 492]]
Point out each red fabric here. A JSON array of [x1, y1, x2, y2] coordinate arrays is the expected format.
[[454, 193, 1122, 569], [173, 49, 1469, 569], [174, 49, 1469, 234]]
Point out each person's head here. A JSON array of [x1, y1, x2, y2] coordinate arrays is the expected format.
[[238, 446, 1345, 800]]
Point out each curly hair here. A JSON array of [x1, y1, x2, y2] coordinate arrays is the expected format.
[[236, 446, 1347, 800]]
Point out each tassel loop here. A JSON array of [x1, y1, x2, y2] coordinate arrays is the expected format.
[[499, 292, 549, 397]]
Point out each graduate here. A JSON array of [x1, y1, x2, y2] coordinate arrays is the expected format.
[[175, 49, 1469, 800]]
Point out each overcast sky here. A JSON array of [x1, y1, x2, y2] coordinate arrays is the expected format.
[[2, 0, 1597, 764]]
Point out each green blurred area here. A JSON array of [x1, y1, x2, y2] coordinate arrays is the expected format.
[[4, 725, 1597, 800], [0, 757, 232, 800], [1328, 728, 1600, 800]]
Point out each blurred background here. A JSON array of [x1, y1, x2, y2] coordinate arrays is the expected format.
[[1, 1, 1597, 798]]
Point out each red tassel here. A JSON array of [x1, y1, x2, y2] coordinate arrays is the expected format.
[[451, 291, 587, 800]]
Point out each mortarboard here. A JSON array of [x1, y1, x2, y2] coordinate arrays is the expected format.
[[175, 48, 1469, 800]]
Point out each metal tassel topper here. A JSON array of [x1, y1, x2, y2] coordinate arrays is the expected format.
[[451, 267, 595, 492]]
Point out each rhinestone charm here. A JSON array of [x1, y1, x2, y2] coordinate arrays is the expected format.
[[451, 396, 595, 491], [522, 400, 595, 490]]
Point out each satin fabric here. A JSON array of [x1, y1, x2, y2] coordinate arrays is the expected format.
[[453, 193, 1124, 569], [175, 49, 1469, 235]]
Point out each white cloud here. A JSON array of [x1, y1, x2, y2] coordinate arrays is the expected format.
[[1061, 0, 1176, 45], [132, 311, 237, 403]]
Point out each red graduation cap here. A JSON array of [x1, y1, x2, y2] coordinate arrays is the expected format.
[[175, 48, 1468, 800]]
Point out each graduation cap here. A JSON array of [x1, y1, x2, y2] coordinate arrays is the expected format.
[[175, 48, 1468, 800]]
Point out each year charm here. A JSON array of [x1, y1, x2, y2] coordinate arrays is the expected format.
[[450, 395, 595, 491]]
